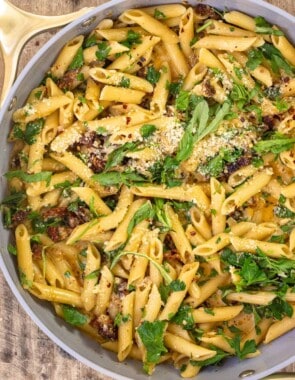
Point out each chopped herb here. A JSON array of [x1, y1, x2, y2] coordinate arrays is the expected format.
[[252, 156, 264, 168], [166, 80, 182, 96], [146, 66, 161, 85], [62, 305, 88, 326], [154, 8, 166, 20], [96, 41, 111, 61], [34, 90, 43, 100], [13, 118, 45, 145], [64, 270, 71, 278], [204, 308, 215, 315], [170, 304, 195, 330], [199, 148, 243, 178], [119, 76, 130, 88], [96, 126, 108, 135], [76, 72, 85, 81], [227, 336, 257, 359], [274, 205, 295, 219], [1, 191, 26, 207], [114, 312, 131, 326], [255, 16, 284, 36], [191, 346, 229, 367], [260, 43, 294, 75], [246, 49, 264, 71], [78, 96, 87, 104], [68, 46, 84, 70], [140, 124, 156, 138], [275, 98, 289, 112], [7, 243, 17, 256], [137, 320, 168, 365], [153, 198, 171, 232], [84, 34, 98, 48], [121, 29, 142, 48]]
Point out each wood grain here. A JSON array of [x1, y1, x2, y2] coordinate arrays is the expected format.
[[0, 1, 295, 379]]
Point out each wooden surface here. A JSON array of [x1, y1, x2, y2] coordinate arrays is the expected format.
[[0, 1, 295, 379]]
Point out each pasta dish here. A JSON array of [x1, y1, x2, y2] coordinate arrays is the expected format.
[[2, 3, 295, 377]]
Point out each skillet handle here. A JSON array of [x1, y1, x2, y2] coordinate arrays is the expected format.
[[263, 373, 295, 379], [0, 0, 93, 107]]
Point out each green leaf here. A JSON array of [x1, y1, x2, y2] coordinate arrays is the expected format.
[[191, 346, 229, 367], [140, 124, 156, 138], [196, 20, 213, 34], [274, 205, 295, 219], [260, 43, 294, 75], [176, 90, 190, 111], [267, 297, 293, 320], [170, 304, 195, 330], [227, 336, 256, 359], [119, 76, 130, 88], [127, 202, 154, 237], [62, 305, 88, 326], [149, 157, 181, 188], [176, 99, 208, 162], [111, 251, 172, 285], [4, 170, 52, 186], [68, 46, 84, 70], [105, 142, 139, 170], [114, 312, 131, 327], [7, 243, 17, 256], [137, 321, 168, 364], [153, 198, 172, 232], [166, 81, 182, 96], [92, 171, 147, 187], [96, 41, 111, 61], [146, 66, 161, 84], [84, 34, 98, 48], [121, 29, 142, 48], [1, 191, 26, 207], [84, 269, 100, 280], [254, 133, 295, 155], [196, 101, 230, 142], [255, 16, 284, 36], [154, 8, 166, 20], [246, 49, 264, 70], [13, 118, 45, 145]]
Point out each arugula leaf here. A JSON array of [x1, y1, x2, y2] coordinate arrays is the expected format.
[[196, 20, 213, 34], [259, 43, 294, 75], [149, 157, 181, 188], [176, 99, 208, 162], [170, 304, 195, 330], [1, 191, 26, 207], [196, 101, 230, 142], [91, 171, 147, 187], [68, 47, 84, 70], [96, 41, 111, 61], [228, 336, 256, 359], [191, 346, 229, 367], [111, 251, 173, 284], [105, 142, 139, 170], [84, 269, 100, 280], [200, 148, 243, 178], [176, 90, 190, 111], [146, 66, 161, 84], [127, 202, 154, 237], [255, 16, 284, 36], [4, 170, 52, 186], [137, 321, 168, 364], [153, 198, 171, 232], [140, 124, 156, 138], [62, 305, 88, 326], [254, 133, 295, 154]]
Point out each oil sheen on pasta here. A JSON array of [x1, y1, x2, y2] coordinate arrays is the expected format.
[[2, 2, 295, 378]]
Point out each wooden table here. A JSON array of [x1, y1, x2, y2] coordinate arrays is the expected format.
[[0, 1, 295, 379]]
